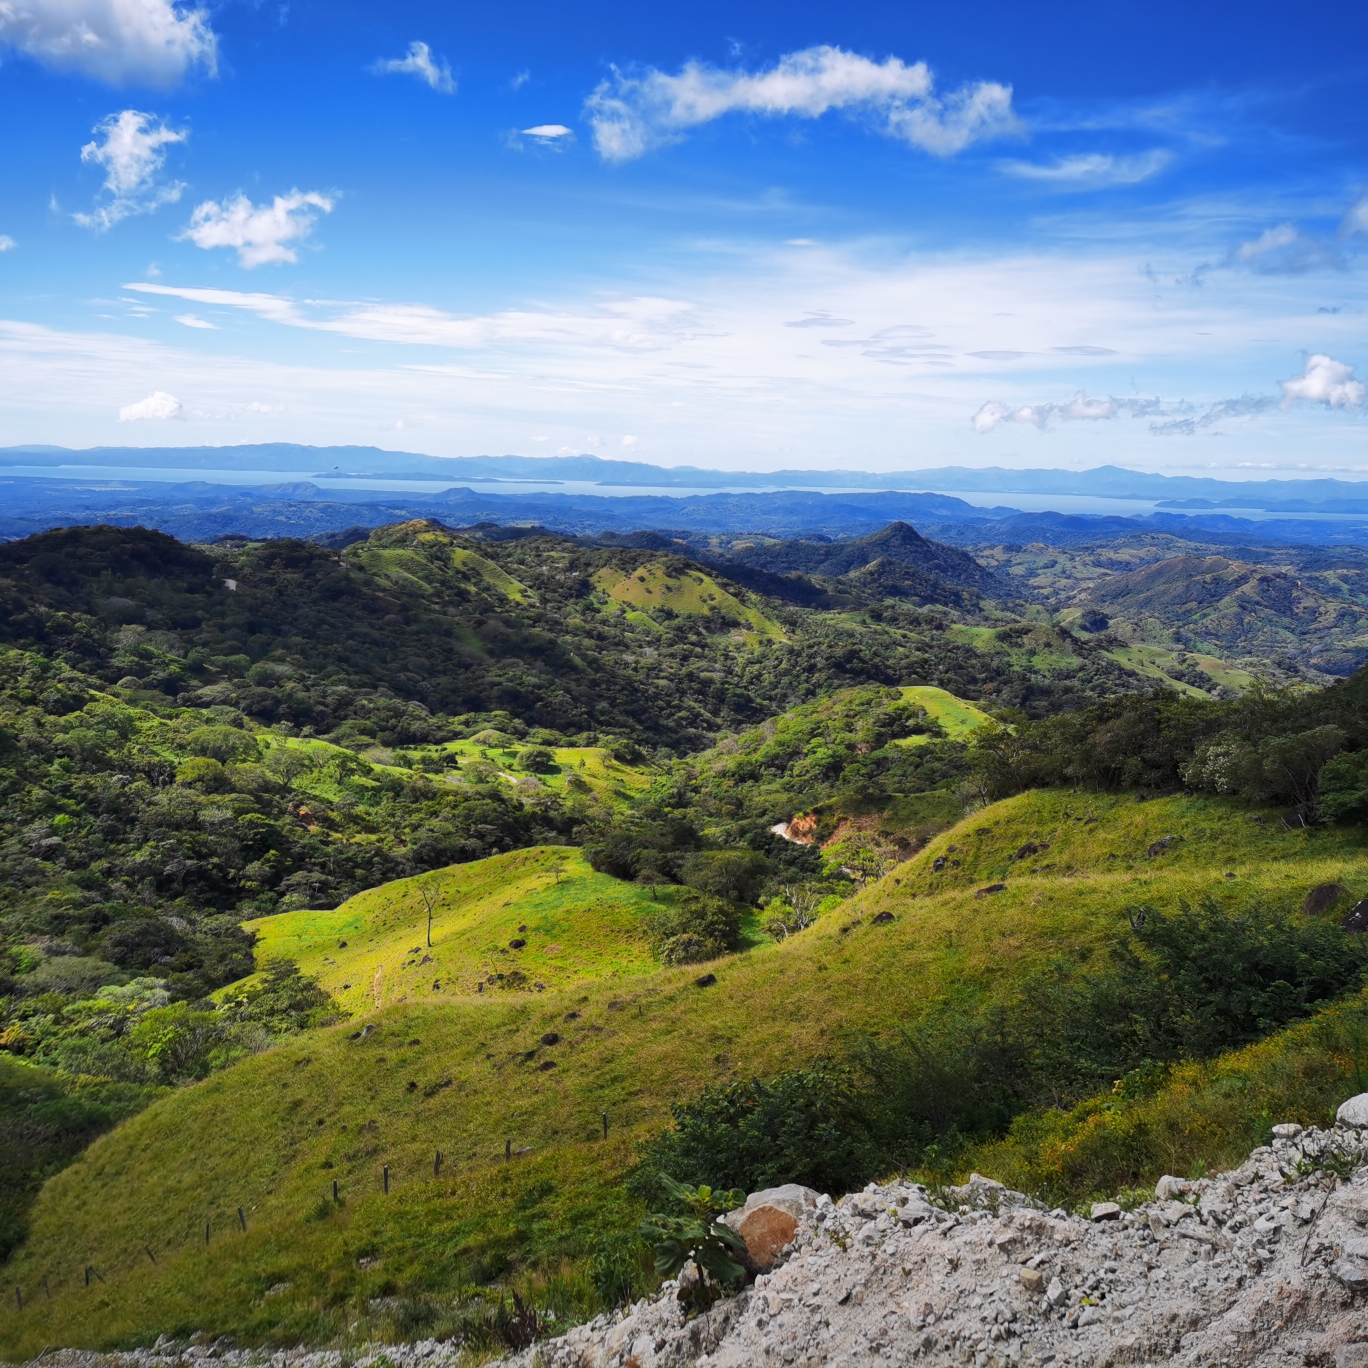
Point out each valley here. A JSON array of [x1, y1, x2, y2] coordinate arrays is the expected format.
[[3, 517, 1368, 1361]]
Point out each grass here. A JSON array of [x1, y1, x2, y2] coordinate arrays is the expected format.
[[592, 564, 785, 640], [1104, 642, 1253, 697], [347, 537, 533, 604], [4, 790, 1366, 1355], [242, 849, 676, 1015], [895, 685, 993, 742]]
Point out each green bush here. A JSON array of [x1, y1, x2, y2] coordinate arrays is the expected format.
[[641, 891, 741, 964], [631, 1069, 876, 1202], [680, 849, 768, 904]]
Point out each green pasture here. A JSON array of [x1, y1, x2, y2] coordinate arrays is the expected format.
[[3, 789, 1361, 1355]]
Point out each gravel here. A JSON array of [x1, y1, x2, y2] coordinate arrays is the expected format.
[[25, 1119, 1368, 1368]]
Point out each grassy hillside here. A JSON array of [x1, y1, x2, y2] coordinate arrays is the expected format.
[[244, 849, 678, 1015], [895, 685, 992, 741], [592, 563, 786, 640], [4, 788, 1364, 1356]]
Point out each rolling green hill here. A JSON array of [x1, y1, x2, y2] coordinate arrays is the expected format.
[[3, 789, 1364, 1356], [243, 848, 678, 1015]]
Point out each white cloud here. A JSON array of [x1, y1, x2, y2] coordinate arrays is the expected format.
[[0, 235, 14, 252], [584, 44, 1018, 162], [74, 109, 186, 230], [999, 149, 1171, 187], [1344, 197, 1368, 237], [179, 191, 335, 267], [972, 392, 1116, 432], [118, 389, 181, 420], [522, 123, 573, 140], [371, 41, 454, 94], [124, 280, 701, 350], [1232, 224, 1339, 274], [1280, 354, 1365, 409], [174, 313, 214, 328], [0, 0, 216, 85]]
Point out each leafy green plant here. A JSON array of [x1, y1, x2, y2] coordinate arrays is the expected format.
[[639, 1176, 748, 1310]]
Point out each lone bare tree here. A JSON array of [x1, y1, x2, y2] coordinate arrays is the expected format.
[[419, 880, 440, 948]]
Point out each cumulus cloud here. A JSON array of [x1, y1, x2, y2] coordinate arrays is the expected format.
[[371, 41, 454, 94], [0, 0, 216, 85], [1232, 224, 1340, 274], [179, 191, 335, 267], [999, 149, 1171, 187], [118, 389, 181, 420], [0, 235, 14, 251], [584, 44, 1018, 162], [1280, 354, 1365, 409], [971, 392, 1116, 432], [74, 109, 186, 230]]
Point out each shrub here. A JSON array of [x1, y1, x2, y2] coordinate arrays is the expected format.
[[641, 891, 741, 963], [516, 745, 556, 773], [631, 1069, 876, 1202]]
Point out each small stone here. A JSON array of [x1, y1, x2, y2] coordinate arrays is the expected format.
[[1333, 1258, 1368, 1292], [1046, 1277, 1066, 1306], [1304, 883, 1347, 916], [1335, 1345, 1368, 1368], [1089, 1202, 1122, 1221], [975, 883, 1006, 899], [1270, 1122, 1303, 1140], [694, 973, 717, 987], [1343, 901, 1368, 935], [540, 1031, 560, 1045], [509, 937, 527, 949], [871, 911, 895, 924], [1019, 1267, 1045, 1294], [1338, 1094, 1368, 1128]]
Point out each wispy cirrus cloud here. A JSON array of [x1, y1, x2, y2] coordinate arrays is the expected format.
[[998, 148, 1171, 188], [179, 191, 335, 267], [584, 44, 1020, 162], [122, 281, 703, 350], [370, 41, 454, 94], [0, 0, 216, 85], [75, 109, 186, 230]]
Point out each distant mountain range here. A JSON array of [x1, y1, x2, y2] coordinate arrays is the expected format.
[[6, 444, 1368, 512]]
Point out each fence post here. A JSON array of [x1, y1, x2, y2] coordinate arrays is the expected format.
[[237, 1207, 246, 1232], [14, 1286, 21, 1311], [383, 1165, 390, 1194], [332, 1179, 339, 1202], [144, 1246, 157, 1265], [43, 1276, 51, 1299], [602, 1111, 609, 1140], [434, 1150, 442, 1176], [505, 1139, 511, 1161], [205, 1221, 210, 1247]]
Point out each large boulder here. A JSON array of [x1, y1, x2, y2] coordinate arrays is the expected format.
[[725, 1184, 820, 1271], [1339, 1094, 1368, 1128]]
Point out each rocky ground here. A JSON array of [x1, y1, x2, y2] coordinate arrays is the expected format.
[[25, 1107, 1368, 1368]]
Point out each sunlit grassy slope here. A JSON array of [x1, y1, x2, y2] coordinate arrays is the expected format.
[[4, 792, 1365, 1355], [895, 685, 993, 741], [243, 849, 672, 1015], [593, 563, 785, 640]]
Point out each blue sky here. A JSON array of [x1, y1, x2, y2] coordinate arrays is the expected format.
[[1, 0, 1367, 476]]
